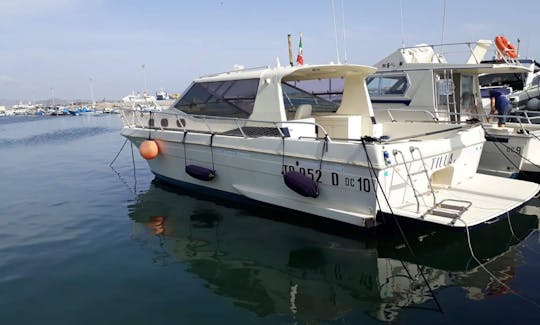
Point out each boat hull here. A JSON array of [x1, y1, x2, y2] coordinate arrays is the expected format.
[[122, 123, 539, 229], [479, 125, 540, 181]]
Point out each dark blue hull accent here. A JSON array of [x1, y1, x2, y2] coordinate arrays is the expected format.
[[371, 99, 411, 105], [185, 165, 215, 181], [283, 171, 319, 198]]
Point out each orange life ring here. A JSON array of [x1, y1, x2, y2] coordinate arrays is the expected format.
[[495, 35, 517, 59]]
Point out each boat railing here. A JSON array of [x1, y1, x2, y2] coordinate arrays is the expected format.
[[120, 108, 333, 141], [375, 107, 540, 132], [399, 41, 520, 65], [382, 109, 439, 122], [435, 110, 540, 133]]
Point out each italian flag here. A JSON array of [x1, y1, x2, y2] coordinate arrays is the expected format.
[[296, 33, 304, 65]]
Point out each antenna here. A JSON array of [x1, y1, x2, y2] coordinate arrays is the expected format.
[[400, 0, 405, 48], [341, 0, 348, 63], [141, 64, 147, 95], [330, 0, 341, 64], [440, 0, 447, 47]]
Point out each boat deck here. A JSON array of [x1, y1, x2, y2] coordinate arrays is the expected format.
[[388, 174, 540, 228]]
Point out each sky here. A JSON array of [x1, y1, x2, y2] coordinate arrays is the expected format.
[[1, 0, 539, 103]]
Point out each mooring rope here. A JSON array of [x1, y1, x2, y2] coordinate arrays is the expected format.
[[109, 138, 129, 167], [318, 135, 329, 171], [530, 131, 540, 143], [360, 137, 444, 313], [507, 211, 517, 239], [281, 135, 286, 174], [507, 213, 540, 256], [482, 125, 540, 171], [210, 133, 216, 171], [182, 131, 188, 167], [108, 138, 137, 195], [457, 217, 540, 309], [130, 142, 137, 193], [148, 111, 154, 140]]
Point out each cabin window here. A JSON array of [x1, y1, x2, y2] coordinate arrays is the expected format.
[[174, 79, 259, 118], [282, 79, 341, 119], [366, 75, 408, 96], [436, 78, 455, 106]]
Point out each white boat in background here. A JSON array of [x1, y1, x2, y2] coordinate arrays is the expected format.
[[474, 36, 540, 112], [121, 90, 162, 112], [120, 62, 539, 229], [0, 105, 7, 116], [368, 41, 540, 181], [479, 59, 540, 110], [11, 101, 35, 115], [156, 88, 169, 100], [122, 91, 157, 104]]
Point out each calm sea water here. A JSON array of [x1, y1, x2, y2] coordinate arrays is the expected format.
[[1, 114, 539, 324]]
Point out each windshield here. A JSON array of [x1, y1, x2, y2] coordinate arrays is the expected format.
[[366, 75, 408, 97], [282, 79, 341, 120], [174, 79, 260, 118]]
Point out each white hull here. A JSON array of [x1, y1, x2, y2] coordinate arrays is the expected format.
[[120, 62, 539, 230], [376, 109, 540, 181], [370, 41, 540, 181], [480, 123, 540, 178], [122, 118, 538, 229]]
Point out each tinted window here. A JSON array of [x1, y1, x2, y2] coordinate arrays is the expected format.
[[366, 75, 408, 96], [282, 80, 340, 119], [174, 79, 259, 118]]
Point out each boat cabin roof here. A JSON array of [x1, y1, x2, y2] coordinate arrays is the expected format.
[[172, 64, 377, 122], [377, 63, 531, 75], [375, 49, 531, 75], [196, 64, 376, 83]]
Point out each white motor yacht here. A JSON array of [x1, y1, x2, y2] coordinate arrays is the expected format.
[[369, 41, 540, 181], [120, 62, 539, 229]]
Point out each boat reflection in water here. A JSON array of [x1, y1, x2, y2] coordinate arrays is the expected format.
[[128, 180, 539, 323]]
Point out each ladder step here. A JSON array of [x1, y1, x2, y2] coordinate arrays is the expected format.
[[428, 208, 460, 219], [439, 203, 468, 212]]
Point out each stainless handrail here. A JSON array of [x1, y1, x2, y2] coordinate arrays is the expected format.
[[410, 146, 437, 209], [393, 149, 421, 213], [376, 107, 540, 125], [119, 108, 333, 142]]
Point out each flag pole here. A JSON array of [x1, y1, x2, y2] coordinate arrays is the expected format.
[[287, 34, 293, 66]]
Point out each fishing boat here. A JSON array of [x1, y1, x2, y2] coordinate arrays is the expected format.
[[369, 41, 540, 181], [120, 62, 539, 229]]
